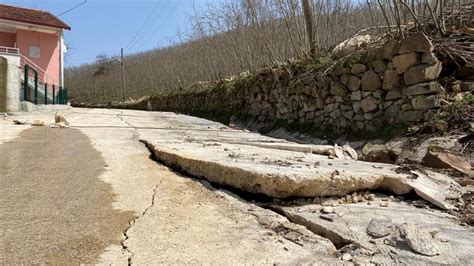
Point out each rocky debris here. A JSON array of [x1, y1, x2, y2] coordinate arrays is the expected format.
[[276, 200, 474, 264], [400, 223, 439, 256], [321, 207, 335, 214], [215, 190, 337, 256], [422, 147, 474, 177], [340, 253, 352, 261], [310, 144, 358, 160], [12, 119, 45, 126], [55, 113, 70, 126], [12, 119, 26, 125], [401, 135, 468, 166], [12, 117, 70, 129], [30, 120, 45, 126], [362, 143, 398, 164]]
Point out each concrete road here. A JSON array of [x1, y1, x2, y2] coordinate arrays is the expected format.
[[0, 109, 337, 264], [2, 108, 471, 265]]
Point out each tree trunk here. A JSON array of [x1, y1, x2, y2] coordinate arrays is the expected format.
[[302, 0, 316, 57]]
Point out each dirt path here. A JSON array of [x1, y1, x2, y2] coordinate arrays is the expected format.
[[0, 127, 133, 264]]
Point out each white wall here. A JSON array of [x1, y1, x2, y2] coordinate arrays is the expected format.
[[0, 55, 21, 112]]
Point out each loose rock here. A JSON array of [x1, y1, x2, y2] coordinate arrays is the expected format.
[[366, 218, 393, 238], [399, 32, 434, 54], [400, 223, 440, 256]]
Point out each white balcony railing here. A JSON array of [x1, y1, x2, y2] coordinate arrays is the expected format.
[[0, 46, 20, 55]]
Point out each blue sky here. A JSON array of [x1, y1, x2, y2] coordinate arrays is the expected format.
[[3, 0, 221, 66]]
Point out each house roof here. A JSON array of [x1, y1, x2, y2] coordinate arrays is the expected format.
[[0, 4, 70, 30]]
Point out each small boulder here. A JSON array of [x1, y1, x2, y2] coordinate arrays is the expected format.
[[361, 70, 382, 91], [382, 39, 400, 59], [351, 91, 362, 101], [372, 60, 387, 73], [401, 110, 424, 122], [422, 147, 474, 177], [13, 119, 27, 125], [392, 53, 421, 74], [330, 82, 348, 96], [346, 75, 362, 91], [362, 143, 397, 163], [383, 69, 400, 91], [367, 217, 393, 238], [400, 223, 439, 256], [351, 64, 367, 75], [421, 53, 439, 65], [404, 62, 442, 86], [332, 66, 349, 76], [399, 32, 434, 54], [30, 120, 45, 127], [384, 104, 401, 123], [411, 95, 440, 110], [340, 253, 352, 261], [405, 81, 442, 96], [385, 89, 402, 100], [360, 96, 378, 113], [321, 207, 335, 214]]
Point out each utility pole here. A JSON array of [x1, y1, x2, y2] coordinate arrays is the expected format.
[[302, 0, 316, 58], [121, 48, 125, 102]]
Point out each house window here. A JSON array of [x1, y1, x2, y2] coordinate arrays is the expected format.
[[29, 46, 40, 59]]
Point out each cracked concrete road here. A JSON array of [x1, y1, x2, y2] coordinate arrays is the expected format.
[[2, 108, 471, 265], [1, 109, 338, 264]]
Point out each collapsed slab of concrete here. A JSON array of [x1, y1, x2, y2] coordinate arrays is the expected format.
[[135, 112, 463, 210]]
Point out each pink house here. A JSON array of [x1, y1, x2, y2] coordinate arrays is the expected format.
[[0, 4, 70, 87]]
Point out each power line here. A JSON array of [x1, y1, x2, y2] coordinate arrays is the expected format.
[[128, 0, 174, 52], [132, 0, 182, 52], [57, 0, 88, 17], [124, 0, 162, 51]]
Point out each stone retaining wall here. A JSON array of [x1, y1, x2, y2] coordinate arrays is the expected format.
[[78, 33, 472, 135]]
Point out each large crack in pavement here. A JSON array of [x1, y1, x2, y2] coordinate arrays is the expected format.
[[138, 137, 474, 264], [113, 114, 337, 263], [139, 139, 346, 251], [106, 110, 472, 264], [120, 182, 160, 265]]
